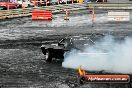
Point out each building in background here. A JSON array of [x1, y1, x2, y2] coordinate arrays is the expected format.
[[107, 0, 130, 3]]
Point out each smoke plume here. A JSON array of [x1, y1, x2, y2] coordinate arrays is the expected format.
[[62, 36, 132, 73]]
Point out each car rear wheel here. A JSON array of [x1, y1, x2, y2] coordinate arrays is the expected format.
[[78, 76, 86, 85], [45, 50, 52, 62]]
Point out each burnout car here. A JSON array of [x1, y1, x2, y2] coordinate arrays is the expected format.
[[40, 35, 103, 62]]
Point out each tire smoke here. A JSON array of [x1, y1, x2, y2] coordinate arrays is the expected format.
[[62, 36, 132, 73]]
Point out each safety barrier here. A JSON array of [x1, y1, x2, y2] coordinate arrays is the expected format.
[[0, 3, 89, 20], [0, 9, 32, 19], [3, 3, 132, 20], [32, 10, 52, 20]]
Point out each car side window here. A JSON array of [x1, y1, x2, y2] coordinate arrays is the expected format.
[[61, 39, 66, 44], [59, 38, 71, 47]]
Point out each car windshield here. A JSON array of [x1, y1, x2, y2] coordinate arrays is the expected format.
[[72, 37, 94, 45], [67, 36, 96, 50]]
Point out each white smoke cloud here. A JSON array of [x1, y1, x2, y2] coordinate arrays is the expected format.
[[62, 36, 132, 74]]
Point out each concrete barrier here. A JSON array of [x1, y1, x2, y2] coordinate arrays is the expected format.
[[32, 10, 52, 20]]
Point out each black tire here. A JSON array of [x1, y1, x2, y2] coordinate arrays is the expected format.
[[78, 76, 86, 85], [45, 50, 52, 62], [3, 7, 7, 10]]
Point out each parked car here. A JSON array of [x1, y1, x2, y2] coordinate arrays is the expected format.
[[0, 2, 19, 9]]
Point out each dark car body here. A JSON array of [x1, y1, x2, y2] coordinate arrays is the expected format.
[[40, 35, 97, 62], [41, 38, 71, 62]]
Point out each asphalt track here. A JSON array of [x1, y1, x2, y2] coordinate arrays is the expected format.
[[0, 9, 132, 88]]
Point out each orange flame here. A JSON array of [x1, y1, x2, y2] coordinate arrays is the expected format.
[[78, 66, 86, 76]]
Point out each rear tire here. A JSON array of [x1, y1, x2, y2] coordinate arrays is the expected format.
[[78, 76, 86, 85], [45, 50, 52, 62], [3, 7, 7, 10]]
